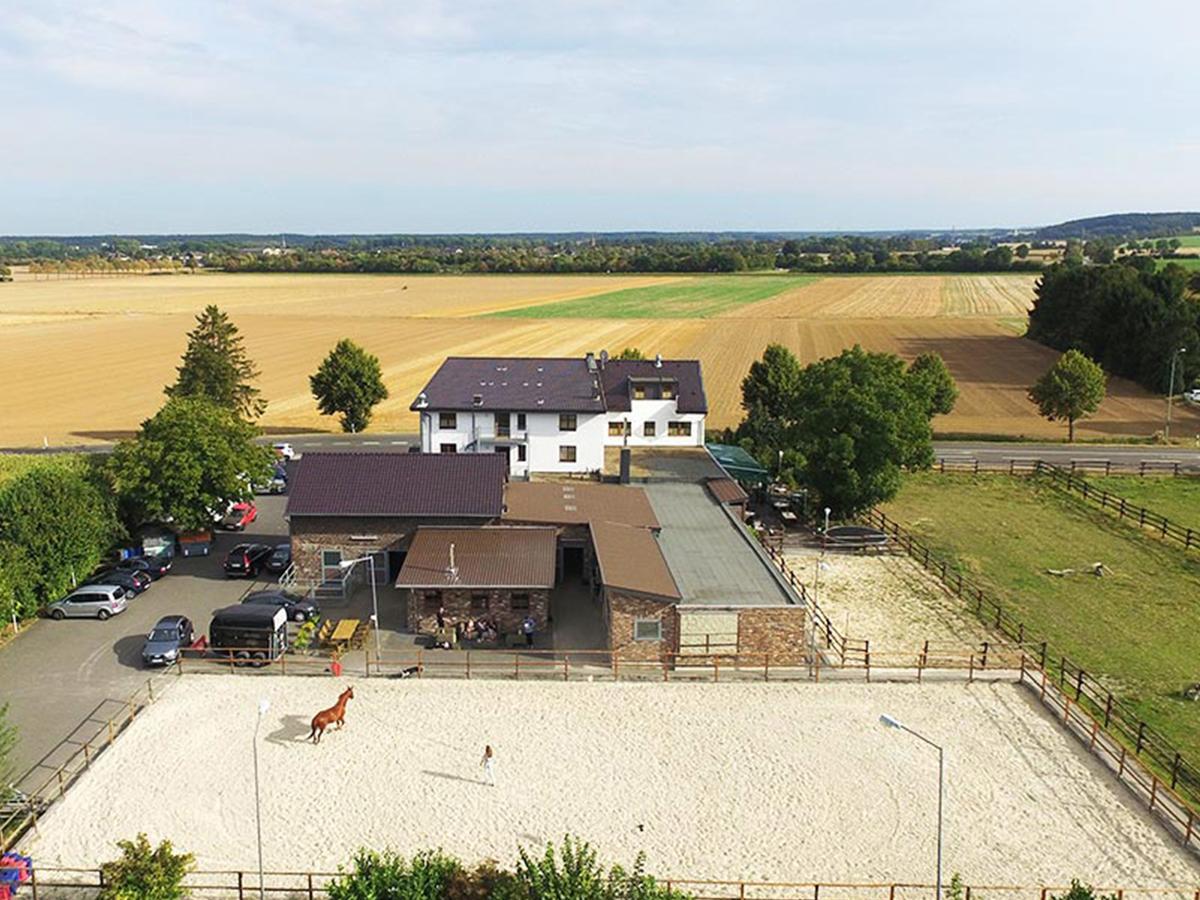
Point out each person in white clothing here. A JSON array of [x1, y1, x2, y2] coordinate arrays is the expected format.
[[480, 745, 496, 786]]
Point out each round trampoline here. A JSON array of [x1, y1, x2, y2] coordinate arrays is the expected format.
[[824, 525, 888, 547]]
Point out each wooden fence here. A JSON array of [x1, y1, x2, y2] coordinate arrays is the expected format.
[[756, 536, 871, 668], [1, 673, 176, 853], [9, 865, 1200, 900], [934, 456, 1192, 477], [1018, 655, 1200, 853], [866, 507, 1200, 811], [1031, 461, 1200, 552]]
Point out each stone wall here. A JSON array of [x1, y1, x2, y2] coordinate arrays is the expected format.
[[289, 516, 492, 582], [735, 606, 808, 663], [406, 587, 550, 638], [605, 590, 678, 662]]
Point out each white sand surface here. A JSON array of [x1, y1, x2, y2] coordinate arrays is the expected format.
[[22, 677, 1200, 886], [785, 551, 995, 651]]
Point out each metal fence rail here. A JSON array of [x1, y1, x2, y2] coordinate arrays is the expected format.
[[7, 865, 1200, 900]]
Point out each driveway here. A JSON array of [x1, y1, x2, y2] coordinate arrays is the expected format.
[[0, 496, 291, 783]]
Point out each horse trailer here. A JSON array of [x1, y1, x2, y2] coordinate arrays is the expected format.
[[208, 604, 288, 665]]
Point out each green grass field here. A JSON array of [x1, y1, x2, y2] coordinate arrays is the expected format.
[[882, 473, 1200, 758], [1171, 234, 1200, 247], [1158, 257, 1200, 272], [1084, 475, 1200, 529], [488, 275, 821, 319]]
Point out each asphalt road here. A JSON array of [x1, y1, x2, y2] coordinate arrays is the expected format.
[[0, 495, 291, 784], [932, 440, 1200, 472]]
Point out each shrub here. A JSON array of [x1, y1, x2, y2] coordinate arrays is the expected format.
[[98, 833, 194, 900], [327, 848, 462, 900], [1051, 881, 1121, 900], [513, 837, 690, 900]]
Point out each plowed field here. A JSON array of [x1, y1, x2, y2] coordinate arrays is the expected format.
[[0, 272, 1193, 445]]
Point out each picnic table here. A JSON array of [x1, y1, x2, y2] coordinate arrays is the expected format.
[[330, 618, 360, 647]]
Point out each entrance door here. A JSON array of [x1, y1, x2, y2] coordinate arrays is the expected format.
[[493, 445, 511, 471]]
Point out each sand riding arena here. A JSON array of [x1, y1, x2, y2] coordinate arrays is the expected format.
[[18, 676, 1200, 889]]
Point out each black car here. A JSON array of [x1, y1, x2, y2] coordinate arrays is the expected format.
[[84, 568, 151, 595], [223, 543, 274, 578], [242, 589, 320, 623], [116, 556, 173, 580], [265, 543, 291, 573], [141, 615, 194, 667]]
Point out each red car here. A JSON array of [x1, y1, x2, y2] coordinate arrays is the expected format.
[[219, 502, 258, 531]]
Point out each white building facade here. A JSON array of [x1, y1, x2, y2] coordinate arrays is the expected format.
[[414, 354, 707, 477]]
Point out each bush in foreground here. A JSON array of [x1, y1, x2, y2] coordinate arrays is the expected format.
[[327, 836, 690, 900], [98, 833, 194, 900]]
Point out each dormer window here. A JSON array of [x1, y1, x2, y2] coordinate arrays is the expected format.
[[633, 385, 646, 400]]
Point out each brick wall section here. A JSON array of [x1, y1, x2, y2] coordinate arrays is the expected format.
[[736, 607, 808, 664], [406, 587, 549, 637], [289, 515, 493, 581], [606, 590, 678, 662]]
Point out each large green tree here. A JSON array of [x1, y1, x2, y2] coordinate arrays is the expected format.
[[165, 305, 266, 420], [906, 351, 959, 417], [108, 398, 273, 531], [1028, 349, 1107, 442], [0, 458, 121, 606], [309, 339, 389, 433]]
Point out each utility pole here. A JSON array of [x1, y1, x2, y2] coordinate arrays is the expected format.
[[1166, 347, 1186, 442]]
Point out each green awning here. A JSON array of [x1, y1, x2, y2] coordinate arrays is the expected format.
[[705, 443, 769, 487]]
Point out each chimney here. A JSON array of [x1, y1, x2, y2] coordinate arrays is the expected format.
[[599, 349, 608, 368], [415, 391, 428, 409], [585, 352, 597, 372], [654, 353, 663, 368], [448, 543, 459, 582], [472, 394, 484, 407]]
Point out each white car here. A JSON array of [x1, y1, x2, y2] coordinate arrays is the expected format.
[[1184, 388, 1200, 405], [271, 442, 296, 460]]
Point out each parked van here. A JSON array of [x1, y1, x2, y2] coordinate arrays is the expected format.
[[208, 604, 288, 665], [46, 585, 128, 620]]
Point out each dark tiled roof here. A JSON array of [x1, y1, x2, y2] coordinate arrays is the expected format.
[[412, 357, 605, 413], [600, 359, 707, 414], [285, 452, 506, 518], [395, 527, 556, 588], [503, 482, 660, 529], [590, 520, 681, 601]]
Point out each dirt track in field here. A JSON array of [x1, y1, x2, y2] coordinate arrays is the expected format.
[[0, 272, 1193, 445]]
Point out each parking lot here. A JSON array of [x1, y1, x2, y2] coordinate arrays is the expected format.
[[0, 495, 301, 779]]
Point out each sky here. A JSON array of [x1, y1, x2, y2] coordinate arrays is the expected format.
[[2, 0, 1198, 234]]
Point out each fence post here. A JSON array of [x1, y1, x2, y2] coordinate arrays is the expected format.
[[968, 653, 974, 683], [1150, 776, 1160, 811], [564, 655, 570, 681], [1136, 722, 1146, 755], [1172, 753, 1182, 790], [980, 641, 989, 669], [237, 871, 244, 900], [1040, 641, 1047, 669], [308, 873, 315, 900], [514, 652, 520, 680], [29, 866, 37, 900], [1075, 668, 1084, 701], [466, 651, 471, 680]]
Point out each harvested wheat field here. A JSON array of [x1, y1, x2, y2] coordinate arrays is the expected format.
[[21, 677, 1200, 886], [0, 272, 1194, 445], [782, 550, 994, 652]]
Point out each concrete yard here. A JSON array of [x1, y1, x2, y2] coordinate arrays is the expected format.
[[643, 481, 794, 606]]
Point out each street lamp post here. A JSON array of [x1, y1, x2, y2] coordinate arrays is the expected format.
[[879, 714, 944, 900], [253, 697, 270, 900], [339, 555, 382, 658], [1166, 347, 1187, 442]]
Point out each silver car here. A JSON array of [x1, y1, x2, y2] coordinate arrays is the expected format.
[[46, 584, 129, 620]]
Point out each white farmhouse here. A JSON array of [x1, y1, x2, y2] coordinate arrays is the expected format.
[[412, 352, 707, 477]]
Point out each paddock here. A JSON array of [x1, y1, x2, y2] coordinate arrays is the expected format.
[[19, 677, 1200, 886]]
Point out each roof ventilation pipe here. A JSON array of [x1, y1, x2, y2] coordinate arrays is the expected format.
[[654, 353, 662, 368], [586, 352, 597, 372], [472, 394, 484, 407], [599, 349, 608, 368], [415, 391, 429, 409]]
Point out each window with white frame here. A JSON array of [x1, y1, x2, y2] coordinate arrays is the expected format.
[[559, 413, 577, 432], [633, 618, 662, 641], [559, 445, 577, 463], [668, 421, 692, 437], [643, 420, 656, 437], [439, 412, 457, 429]]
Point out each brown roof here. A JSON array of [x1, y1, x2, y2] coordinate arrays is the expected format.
[[503, 482, 660, 529], [286, 452, 506, 518], [706, 477, 749, 505], [395, 527, 556, 589], [600, 359, 707, 414], [590, 520, 681, 601]]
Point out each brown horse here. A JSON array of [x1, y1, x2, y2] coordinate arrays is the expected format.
[[309, 686, 354, 744]]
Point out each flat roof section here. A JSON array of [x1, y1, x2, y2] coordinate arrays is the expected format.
[[503, 482, 660, 529], [643, 482, 793, 607]]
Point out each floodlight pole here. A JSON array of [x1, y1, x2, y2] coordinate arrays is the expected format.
[[1166, 347, 1186, 441], [880, 715, 944, 900], [253, 698, 270, 900]]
